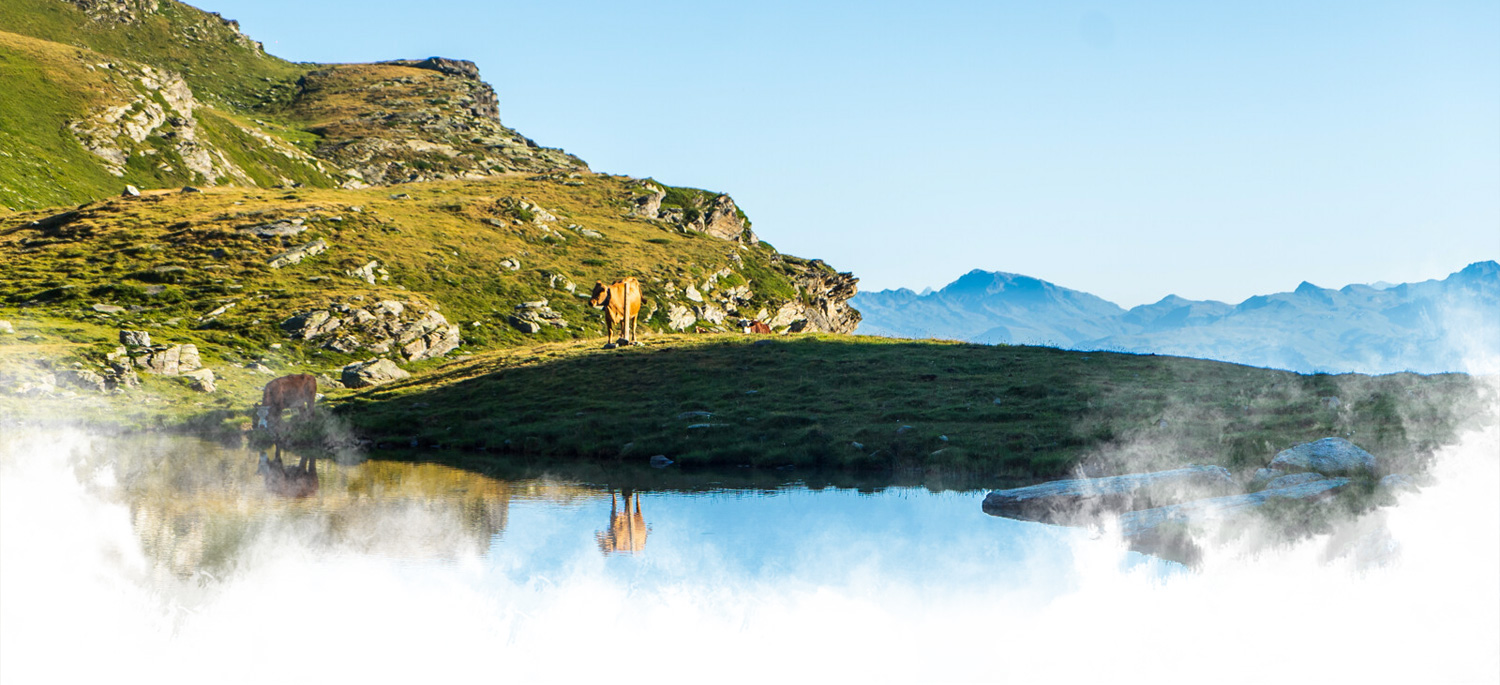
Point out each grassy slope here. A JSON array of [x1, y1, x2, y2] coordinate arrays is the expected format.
[[336, 333, 1485, 480]]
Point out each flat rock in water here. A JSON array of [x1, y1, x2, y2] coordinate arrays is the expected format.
[[1262, 472, 1326, 491], [1119, 477, 1351, 539], [982, 465, 1235, 524], [1268, 437, 1377, 476]]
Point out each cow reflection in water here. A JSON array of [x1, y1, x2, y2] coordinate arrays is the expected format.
[[256, 451, 319, 498], [595, 489, 648, 554]]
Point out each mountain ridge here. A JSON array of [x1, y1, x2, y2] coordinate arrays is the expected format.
[[854, 261, 1500, 375]]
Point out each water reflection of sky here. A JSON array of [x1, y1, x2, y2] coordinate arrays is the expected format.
[[493, 488, 1182, 601]]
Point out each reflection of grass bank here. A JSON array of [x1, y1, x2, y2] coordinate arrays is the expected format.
[[338, 334, 1486, 479]]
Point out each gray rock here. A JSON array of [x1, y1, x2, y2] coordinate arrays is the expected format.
[[982, 465, 1237, 524], [677, 411, 713, 420], [1268, 437, 1377, 476], [183, 368, 215, 393], [122, 185, 140, 197], [650, 455, 674, 468], [238, 219, 307, 238], [341, 358, 411, 388], [631, 182, 665, 219], [268, 238, 328, 269], [177, 344, 201, 373], [91, 303, 125, 313], [55, 369, 107, 393], [498, 258, 521, 271], [1264, 471, 1327, 491], [120, 330, 151, 347], [0, 321, 12, 334], [576, 228, 603, 239], [508, 315, 541, 334], [697, 303, 726, 325], [684, 284, 704, 303], [667, 304, 697, 331], [1248, 467, 1285, 490], [1120, 477, 1351, 539], [250, 363, 275, 375]]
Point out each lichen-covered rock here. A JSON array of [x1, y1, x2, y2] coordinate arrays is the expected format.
[[120, 330, 151, 347], [341, 358, 410, 388], [1268, 437, 1378, 476]]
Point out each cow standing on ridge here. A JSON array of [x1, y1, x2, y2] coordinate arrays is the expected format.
[[590, 277, 642, 347]]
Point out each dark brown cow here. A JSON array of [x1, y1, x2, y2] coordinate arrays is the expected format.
[[256, 373, 316, 431], [589, 277, 643, 346], [748, 321, 772, 334]]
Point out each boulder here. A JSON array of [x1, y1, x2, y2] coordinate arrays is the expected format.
[[120, 330, 151, 347], [1267, 437, 1377, 476], [667, 304, 697, 331], [631, 182, 665, 219], [341, 358, 411, 388], [55, 369, 107, 393], [684, 285, 704, 303], [183, 368, 215, 393], [498, 258, 521, 271], [650, 455, 674, 468], [1263, 472, 1327, 491], [982, 465, 1236, 524], [0, 321, 12, 334], [176, 344, 201, 373], [1248, 467, 1284, 490], [91, 303, 126, 314], [508, 315, 541, 334], [1122, 476, 1356, 560], [122, 185, 140, 197]]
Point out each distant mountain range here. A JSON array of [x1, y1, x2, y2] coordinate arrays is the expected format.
[[852, 261, 1500, 375]]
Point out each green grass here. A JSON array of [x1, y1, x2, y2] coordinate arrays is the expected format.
[[334, 333, 1485, 479]]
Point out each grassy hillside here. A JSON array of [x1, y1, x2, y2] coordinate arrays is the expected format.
[[337, 333, 1486, 480]]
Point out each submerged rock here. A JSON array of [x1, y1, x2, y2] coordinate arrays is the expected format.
[[982, 465, 1235, 524]]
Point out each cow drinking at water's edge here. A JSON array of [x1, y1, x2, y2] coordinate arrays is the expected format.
[[256, 373, 316, 431], [590, 277, 642, 347]]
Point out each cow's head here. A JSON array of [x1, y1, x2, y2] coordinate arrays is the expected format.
[[588, 281, 608, 309]]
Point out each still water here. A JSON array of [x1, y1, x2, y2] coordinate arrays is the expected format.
[[3, 427, 1497, 683]]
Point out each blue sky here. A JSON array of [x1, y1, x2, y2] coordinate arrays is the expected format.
[[197, 0, 1498, 306]]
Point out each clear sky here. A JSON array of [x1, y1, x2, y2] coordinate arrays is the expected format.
[[194, 0, 1499, 307]]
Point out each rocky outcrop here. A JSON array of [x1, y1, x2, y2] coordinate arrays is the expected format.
[[282, 301, 461, 361], [782, 259, 862, 334], [67, 62, 269, 185], [64, 0, 160, 23], [981, 466, 1235, 524], [1267, 438, 1377, 476], [509, 300, 568, 334], [292, 61, 586, 185], [341, 358, 410, 388]]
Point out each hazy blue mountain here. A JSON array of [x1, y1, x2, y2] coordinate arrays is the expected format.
[[852, 261, 1500, 375]]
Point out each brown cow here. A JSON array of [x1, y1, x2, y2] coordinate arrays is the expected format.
[[256, 374, 316, 431], [748, 321, 772, 334], [595, 489, 648, 555], [257, 451, 319, 498], [589, 277, 642, 346]]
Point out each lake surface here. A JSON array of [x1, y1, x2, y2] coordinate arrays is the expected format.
[[2, 426, 1496, 683]]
